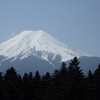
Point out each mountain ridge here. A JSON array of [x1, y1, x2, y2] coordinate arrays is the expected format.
[[0, 30, 90, 61], [0, 30, 99, 75]]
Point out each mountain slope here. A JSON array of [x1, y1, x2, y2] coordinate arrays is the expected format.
[[0, 30, 99, 75], [0, 30, 89, 61]]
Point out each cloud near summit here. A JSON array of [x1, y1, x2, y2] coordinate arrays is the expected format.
[[9, 31, 16, 39]]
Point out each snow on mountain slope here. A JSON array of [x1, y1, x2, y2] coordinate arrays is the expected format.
[[0, 30, 90, 63], [0, 30, 100, 75]]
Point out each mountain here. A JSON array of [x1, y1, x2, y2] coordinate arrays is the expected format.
[[0, 30, 99, 75]]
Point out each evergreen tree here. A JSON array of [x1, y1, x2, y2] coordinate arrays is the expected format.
[[44, 63, 69, 100], [88, 70, 93, 83], [1, 57, 100, 100], [42, 72, 51, 90], [67, 57, 85, 100], [33, 71, 42, 100], [93, 64, 100, 100], [3, 67, 22, 100], [0, 72, 4, 100], [41, 72, 51, 99], [44, 72, 51, 82], [28, 72, 34, 100], [59, 62, 68, 77], [22, 73, 30, 100], [85, 70, 94, 100]]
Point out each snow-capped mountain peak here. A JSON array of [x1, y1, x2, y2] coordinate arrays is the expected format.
[[0, 30, 100, 75], [0, 30, 90, 62]]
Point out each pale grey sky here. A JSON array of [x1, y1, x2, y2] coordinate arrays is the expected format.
[[0, 0, 100, 57]]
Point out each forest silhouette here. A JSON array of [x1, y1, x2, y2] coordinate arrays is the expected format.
[[0, 57, 100, 100]]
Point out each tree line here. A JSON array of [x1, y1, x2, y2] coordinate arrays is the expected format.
[[0, 57, 100, 100]]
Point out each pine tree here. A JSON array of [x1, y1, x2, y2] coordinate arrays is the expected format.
[[28, 72, 34, 100], [33, 71, 42, 100], [22, 73, 30, 100], [93, 64, 100, 100], [44, 62, 69, 100], [0, 72, 4, 100], [59, 62, 68, 77], [67, 57, 85, 100], [85, 70, 94, 100], [3, 67, 22, 100], [42, 72, 51, 90], [41, 72, 51, 99]]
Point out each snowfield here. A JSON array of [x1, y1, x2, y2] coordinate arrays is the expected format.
[[0, 30, 90, 61], [0, 30, 99, 75]]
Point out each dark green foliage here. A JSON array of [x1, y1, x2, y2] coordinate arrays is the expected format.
[[44, 62, 68, 100], [93, 64, 100, 100], [33, 71, 43, 100], [88, 70, 93, 83], [0, 58, 100, 100], [3, 67, 23, 100], [22, 73, 31, 100], [0, 72, 4, 100], [85, 70, 94, 100], [67, 57, 85, 100], [41, 72, 51, 89]]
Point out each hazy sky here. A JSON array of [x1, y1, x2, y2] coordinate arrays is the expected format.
[[0, 0, 100, 57]]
